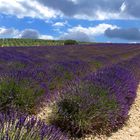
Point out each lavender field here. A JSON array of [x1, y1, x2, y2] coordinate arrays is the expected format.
[[0, 43, 140, 139]]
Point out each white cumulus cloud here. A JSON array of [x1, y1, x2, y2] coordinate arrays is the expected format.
[[0, 27, 19, 37], [68, 23, 118, 36], [0, 0, 58, 19], [0, 26, 54, 40], [53, 21, 68, 27], [60, 23, 119, 42]]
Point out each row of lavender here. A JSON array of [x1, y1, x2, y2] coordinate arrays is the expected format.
[[0, 45, 139, 139], [0, 111, 68, 140], [50, 57, 139, 138], [0, 45, 139, 113]]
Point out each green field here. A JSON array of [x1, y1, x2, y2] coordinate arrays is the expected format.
[[0, 38, 65, 47], [0, 38, 92, 47]]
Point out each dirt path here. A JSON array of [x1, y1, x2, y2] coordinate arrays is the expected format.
[[36, 103, 53, 123]]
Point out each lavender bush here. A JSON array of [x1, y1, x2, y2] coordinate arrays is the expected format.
[[0, 112, 68, 140], [48, 60, 90, 91], [0, 71, 45, 114], [50, 65, 137, 138]]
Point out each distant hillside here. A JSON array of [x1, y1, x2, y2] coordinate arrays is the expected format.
[[0, 38, 64, 47], [0, 38, 93, 47]]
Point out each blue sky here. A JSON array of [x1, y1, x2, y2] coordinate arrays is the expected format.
[[0, 0, 140, 43]]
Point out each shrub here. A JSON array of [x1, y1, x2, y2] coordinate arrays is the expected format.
[[0, 71, 45, 114], [0, 112, 68, 140], [50, 65, 137, 138], [64, 40, 78, 45], [48, 61, 89, 91]]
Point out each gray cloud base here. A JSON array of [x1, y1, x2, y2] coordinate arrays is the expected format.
[[60, 31, 90, 42], [38, 0, 140, 19], [105, 28, 140, 41], [20, 29, 39, 39], [1, 0, 140, 20], [0, 28, 16, 36]]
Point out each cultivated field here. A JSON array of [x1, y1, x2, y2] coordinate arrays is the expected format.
[[0, 42, 140, 139], [0, 38, 64, 47], [0, 38, 90, 47]]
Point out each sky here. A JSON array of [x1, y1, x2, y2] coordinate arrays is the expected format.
[[0, 0, 140, 43]]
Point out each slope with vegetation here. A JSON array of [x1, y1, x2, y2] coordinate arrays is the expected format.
[[0, 38, 82, 47]]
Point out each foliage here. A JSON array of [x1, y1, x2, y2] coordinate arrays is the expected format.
[[0, 72, 45, 114], [0, 43, 139, 138], [48, 61, 90, 91], [64, 40, 78, 45], [0, 38, 64, 47], [0, 112, 68, 140], [50, 65, 137, 138]]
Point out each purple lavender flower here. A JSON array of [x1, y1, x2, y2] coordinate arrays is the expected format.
[[0, 112, 68, 140], [50, 65, 137, 138]]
